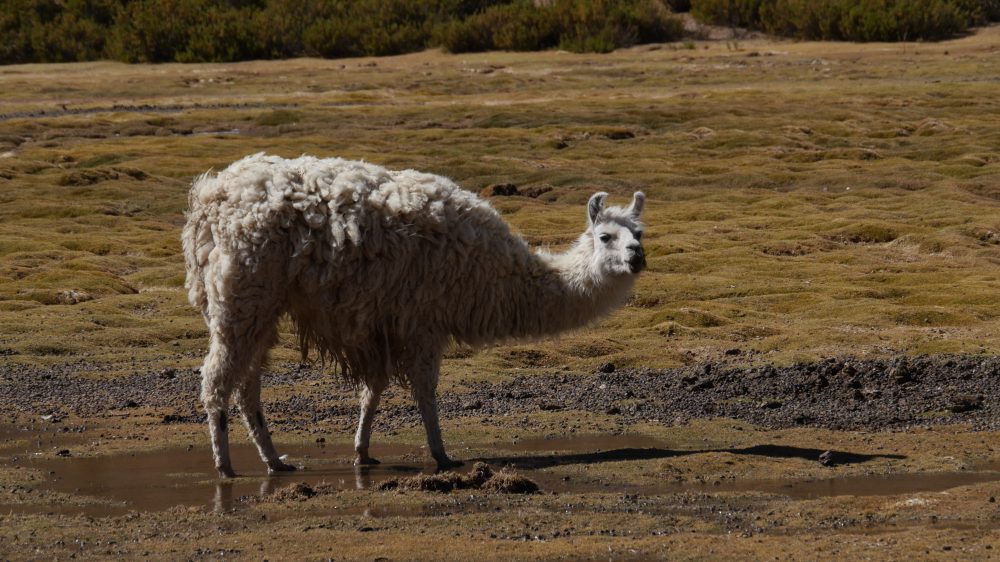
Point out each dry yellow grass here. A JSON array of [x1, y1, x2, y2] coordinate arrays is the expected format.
[[1, 28, 999, 381]]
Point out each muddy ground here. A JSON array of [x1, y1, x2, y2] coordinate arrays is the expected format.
[[4, 356, 1000, 560]]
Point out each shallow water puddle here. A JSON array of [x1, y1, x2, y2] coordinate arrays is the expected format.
[[0, 423, 427, 516], [5, 426, 1000, 517], [7, 441, 425, 517]]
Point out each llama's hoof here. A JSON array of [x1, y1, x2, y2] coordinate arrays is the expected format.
[[435, 458, 464, 472], [217, 466, 237, 479], [267, 462, 297, 474], [354, 455, 381, 466]]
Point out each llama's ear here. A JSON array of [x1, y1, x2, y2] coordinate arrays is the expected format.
[[588, 192, 608, 225], [628, 191, 646, 217]]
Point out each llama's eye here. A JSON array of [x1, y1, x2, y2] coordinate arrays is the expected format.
[[635, 231, 643, 241], [599, 233, 612, 243]]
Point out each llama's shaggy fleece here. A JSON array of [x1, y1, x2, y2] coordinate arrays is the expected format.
[[183, 153, 647, 476]]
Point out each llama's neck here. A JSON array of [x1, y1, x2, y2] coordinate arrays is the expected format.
[[458, 236, 635, 345]]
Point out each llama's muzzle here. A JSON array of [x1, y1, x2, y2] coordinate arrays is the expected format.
[[628, 248, 646, 273]]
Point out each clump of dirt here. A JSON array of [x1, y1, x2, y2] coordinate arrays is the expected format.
[[376, 462, 537, 494], [266, 482, 317, 502], [480, 470, 539, 494]]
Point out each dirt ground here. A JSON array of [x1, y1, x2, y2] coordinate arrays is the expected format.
[[3, 22, 1000, 562], [5, 359, 1000, 560]]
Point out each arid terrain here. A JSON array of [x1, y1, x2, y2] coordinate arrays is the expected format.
[[3, 25, 1000, 560]]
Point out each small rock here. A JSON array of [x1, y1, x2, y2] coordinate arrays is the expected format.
[[759, 399, 782, 409], [890, 357, 912, 384], [605, 406, 621, 415], [56, 449, 71, 457], [598, 362, 616, 374], [691, 379, 714, 391], [793, 414, 815, 425], [818, 450, 835, 466], [724, 348, 741, 356], [462, 400, 483, 411]]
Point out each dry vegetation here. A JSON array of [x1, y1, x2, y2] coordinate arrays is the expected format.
[[2, 31, 1000, 375], [2, 26, 1000, 561]]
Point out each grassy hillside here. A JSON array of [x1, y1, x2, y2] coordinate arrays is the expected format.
[[1, 28, 1000, 379]]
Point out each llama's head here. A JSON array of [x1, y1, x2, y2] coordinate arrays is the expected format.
[[586, 191, 646, 276]]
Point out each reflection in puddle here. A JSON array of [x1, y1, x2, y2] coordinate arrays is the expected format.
[[5, 424, 1000, 518], [19, 442, 424, 517]]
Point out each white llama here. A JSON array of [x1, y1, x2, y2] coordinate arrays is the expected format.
[[182, 153, 646, 477]]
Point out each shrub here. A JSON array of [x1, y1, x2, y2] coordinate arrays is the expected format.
[[438, 0, 682, 54], [0, 0, 685, 63], [690, 0, 987, 41]]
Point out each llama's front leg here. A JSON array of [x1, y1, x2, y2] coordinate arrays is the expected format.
[[236, 373, 295, 474], [354, 379, 387, 465], [410, 355, 461, 471]]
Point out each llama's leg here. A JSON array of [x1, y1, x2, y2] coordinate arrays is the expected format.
[[409, 352, 462, 471], [196, 244, 286, 478], [235, 362, 296, 474], [354, 379, 387, 465], [201, 338, 238, 478]]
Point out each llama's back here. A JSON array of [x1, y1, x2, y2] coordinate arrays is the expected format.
[[182, 152, 506, 313]]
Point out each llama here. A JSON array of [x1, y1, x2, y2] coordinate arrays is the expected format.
[[182, 153, 646, 477]]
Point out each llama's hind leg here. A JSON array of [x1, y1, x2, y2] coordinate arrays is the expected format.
[[201, 339, 239, 478], [409, 352, 462, 471], [199, 256, 284, 478], [236, 360, 296, 474], [354, 379, 387, 466]]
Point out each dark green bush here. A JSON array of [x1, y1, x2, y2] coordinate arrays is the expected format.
[[690, 0, 993, 41], [0, 0, 680, 64], [436, 0, 682, 54], [435, 0, 560, 53]]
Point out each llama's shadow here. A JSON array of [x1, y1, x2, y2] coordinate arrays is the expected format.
[[476, 444, 906, 470]]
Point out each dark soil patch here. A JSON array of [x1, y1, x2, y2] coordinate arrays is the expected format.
[[4, 355, 1000, 432], [442, 355, 1000, 431]]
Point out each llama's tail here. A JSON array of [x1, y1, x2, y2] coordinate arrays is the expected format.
[[181, 172, 217, 313]]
